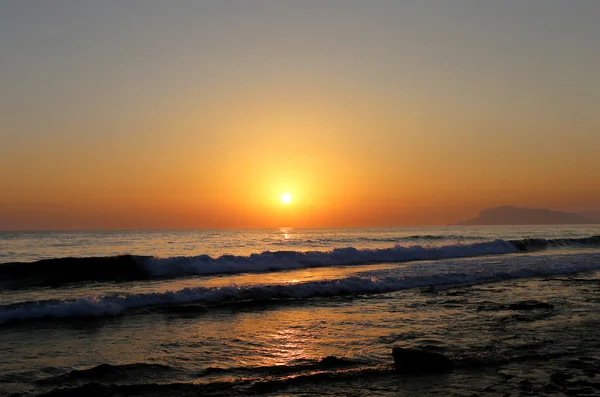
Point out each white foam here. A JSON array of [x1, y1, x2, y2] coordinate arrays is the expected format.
[[144, 240, 518, 277]]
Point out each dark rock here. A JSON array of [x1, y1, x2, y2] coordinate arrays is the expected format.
[[508, 300, 554, 310], [392, 347, 454, 373]]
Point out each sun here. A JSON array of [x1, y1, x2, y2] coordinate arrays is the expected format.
[[280, 192, 292, 204]]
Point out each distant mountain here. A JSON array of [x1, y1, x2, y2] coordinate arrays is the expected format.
[[578, 210, 600, 222], [457, 206, 598, 226]]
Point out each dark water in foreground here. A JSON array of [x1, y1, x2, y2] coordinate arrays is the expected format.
[[1, 226, 600, 396]]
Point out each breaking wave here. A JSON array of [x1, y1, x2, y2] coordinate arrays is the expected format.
[[1, 236, 598, 287], [144, 239, 519, 277], [3, 251, 600, 324]]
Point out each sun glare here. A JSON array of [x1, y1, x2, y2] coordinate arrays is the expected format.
[[280, 193, 292, 204]]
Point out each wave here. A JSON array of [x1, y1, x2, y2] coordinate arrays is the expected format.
[[510, 235, 600, 250], [3, 251, 600, 324], [0, 255, 151, 286], [33, 356, 364, 395], [1, 236, 598, 287], [34, 366, 394, 397], [33, 348, 592, 397], [144, 239, 519, 277], [29, 349, 589, 397], [38, 363, 176, 385]]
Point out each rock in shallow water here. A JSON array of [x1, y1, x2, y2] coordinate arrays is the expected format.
[[392, 347, 454, 373]]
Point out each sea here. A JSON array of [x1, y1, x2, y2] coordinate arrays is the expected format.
[[1, 226, 600, 396]]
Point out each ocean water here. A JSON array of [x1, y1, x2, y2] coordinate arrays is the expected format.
[[1, 226, 600, 396]]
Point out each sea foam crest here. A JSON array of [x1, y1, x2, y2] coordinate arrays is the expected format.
[[144, 240, 518, 276], [3, 252, 600, 324]]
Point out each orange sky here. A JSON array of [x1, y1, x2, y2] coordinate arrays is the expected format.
[[1, 2, 599, 230]]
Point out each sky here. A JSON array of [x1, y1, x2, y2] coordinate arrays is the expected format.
[[1, 0, 599, 230]]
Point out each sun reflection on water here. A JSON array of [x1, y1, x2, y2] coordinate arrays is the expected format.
[[279, 227, 293, 240], [262, 327, 311, 366]]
